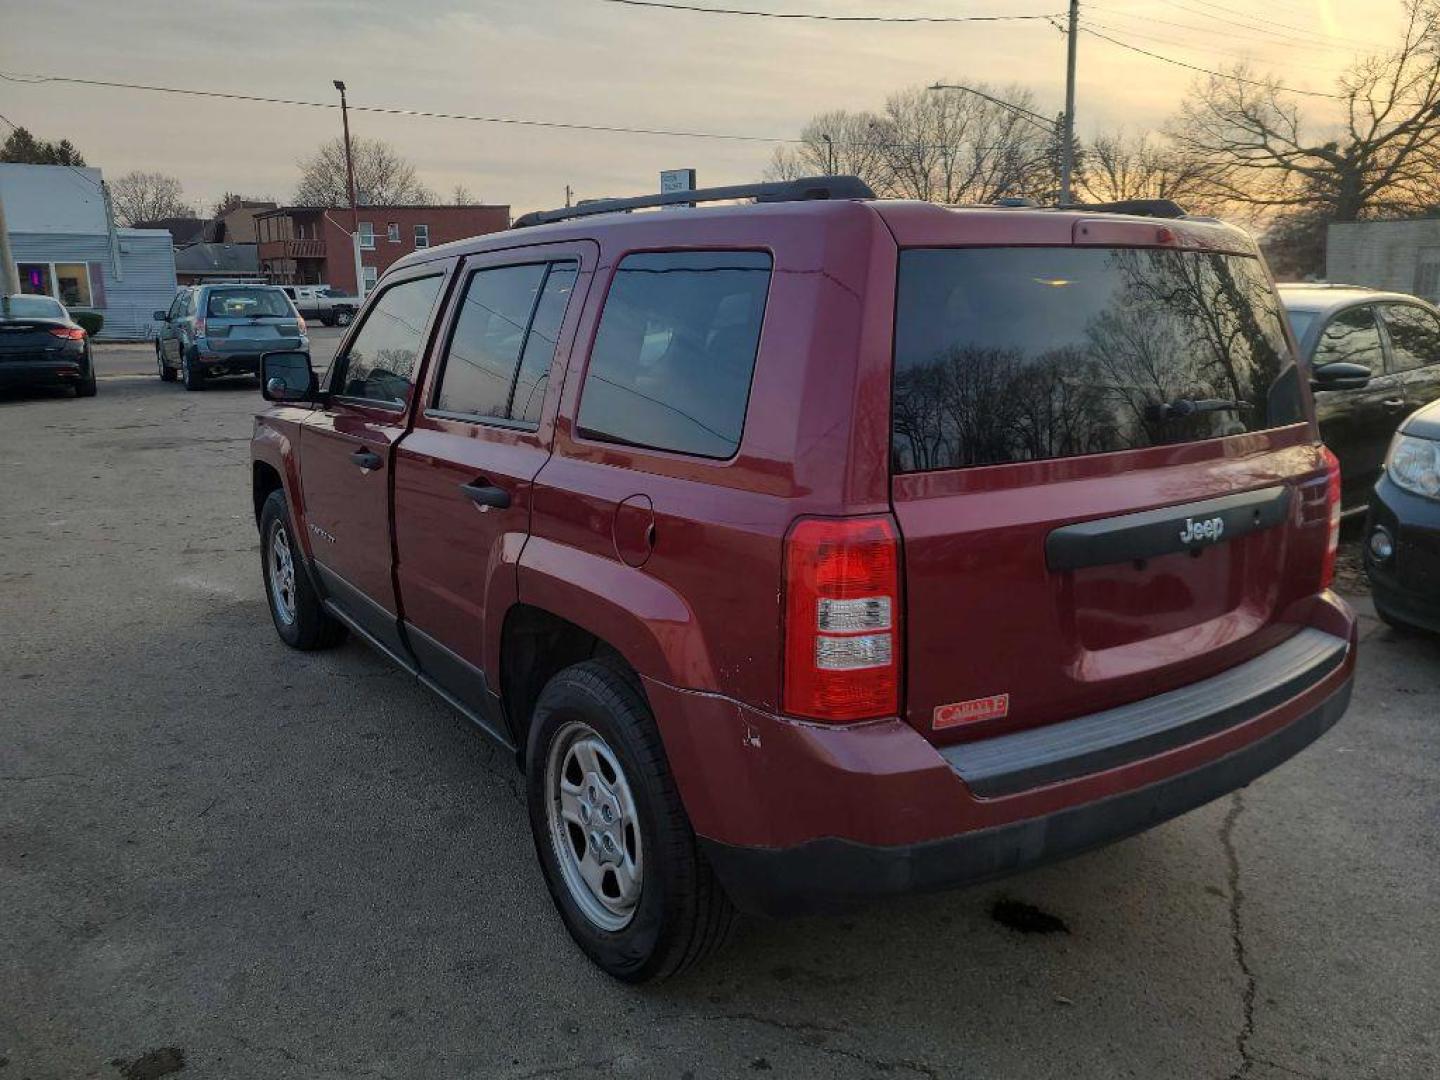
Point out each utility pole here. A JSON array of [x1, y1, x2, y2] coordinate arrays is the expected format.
[[822, 133, 836, 175], [1060, 0, 1079, 205], [334, 79, 363, 298], [565, 184, 573, 208], [0, 186, 19, 296]]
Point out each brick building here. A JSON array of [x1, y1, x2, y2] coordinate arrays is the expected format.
[[256, 204, 510, 295]]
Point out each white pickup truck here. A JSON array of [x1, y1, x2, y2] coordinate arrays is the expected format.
[[278, 285, 361, 327]]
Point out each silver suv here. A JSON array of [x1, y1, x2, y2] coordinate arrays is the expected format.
[[155, 284, 307, 390]]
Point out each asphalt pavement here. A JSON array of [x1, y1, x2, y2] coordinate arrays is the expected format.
[[2, 338, 1437, 1079]]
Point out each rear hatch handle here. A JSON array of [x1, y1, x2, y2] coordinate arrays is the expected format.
[[1046, 486, 1291, 572]]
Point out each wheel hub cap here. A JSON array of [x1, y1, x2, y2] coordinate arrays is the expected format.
[[268, 522, 297, 625], [545, 722, 642, 930]]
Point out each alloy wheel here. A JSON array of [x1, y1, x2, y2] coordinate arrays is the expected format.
[[267, 520, 297, 625], [545, 721, 643, 931]]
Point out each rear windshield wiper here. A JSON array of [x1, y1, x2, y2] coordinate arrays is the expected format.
[[1146, 398, 1252, 422]]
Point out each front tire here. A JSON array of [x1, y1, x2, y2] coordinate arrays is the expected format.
[[259, 490, 346, 651], [526, 661, 736, 982], [157, 344, 176, 382]]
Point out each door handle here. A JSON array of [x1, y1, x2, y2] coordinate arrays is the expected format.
[[459, 481, 511, 510], [350, 448, 383, 471], [1382, 398, 1408, 410]]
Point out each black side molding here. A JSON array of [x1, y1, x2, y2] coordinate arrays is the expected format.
[[1046, 485, 1291, 572]]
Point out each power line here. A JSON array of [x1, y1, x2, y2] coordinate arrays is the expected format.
[[1087, 2, 1367, 56], [1080, 18, 1360, 76], [1177, 0, 1393, 51], [596, 0, 1061, 22], [1079, 25, 1345, 99]]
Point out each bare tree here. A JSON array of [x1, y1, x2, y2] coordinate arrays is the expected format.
[[1169, 1, 1440, 225], [295, 137, 434, 207], [764, 110, 891, 191], [1077, 132, 1214, 208], [109, 171, 195, 226], [451, 184, 478, 205]]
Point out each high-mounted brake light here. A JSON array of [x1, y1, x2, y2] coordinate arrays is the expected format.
[[1320, 447, 1342, 589], [783, 515, 902, 722], [48, 327, 86, 340]]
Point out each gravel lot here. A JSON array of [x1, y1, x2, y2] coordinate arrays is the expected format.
[[3, 335, 1438, 1080]]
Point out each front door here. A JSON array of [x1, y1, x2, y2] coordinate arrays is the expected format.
[[300, 268, 451, 654], [160, 291, 188, 363], [1312, 303, 1396, 509], [393, 243, 595, 734]]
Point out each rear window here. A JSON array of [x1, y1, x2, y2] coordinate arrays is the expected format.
[[577, 250, 770, 459], [2, 296, 66, 320], [891, 247, 1303, 472], [207, 288, 292, 318]]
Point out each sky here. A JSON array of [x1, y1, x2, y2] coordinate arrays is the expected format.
[[0, 0, 1415, 218]]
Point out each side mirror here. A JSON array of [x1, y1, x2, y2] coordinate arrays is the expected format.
[[261, 350, 319, 403], [1311, 362, 1371, 392], [153, 310, 169, 322]]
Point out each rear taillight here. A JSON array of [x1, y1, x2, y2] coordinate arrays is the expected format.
[[194, 318, 207, 337], [48, 327, 86, 340], [1320, 446, 1342, 589], [297, 315, 307, 334], [783, 515, 902, 723]]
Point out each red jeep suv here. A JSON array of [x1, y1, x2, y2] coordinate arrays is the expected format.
[[250, 178, 1356, 982]]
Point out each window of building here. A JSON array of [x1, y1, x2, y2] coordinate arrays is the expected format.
[[334, 275, 445, 407], [432, 260, 579, 424], [362, 266, 378, 292], [358, 222, 375, 250], [414, 224, 430, 249], [16, 261, 94, 308], [1382, 303, 1440, 372], [576, 250, 771, 458], [387, 222, 400, 243]]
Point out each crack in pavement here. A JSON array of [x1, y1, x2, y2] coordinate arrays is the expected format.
[[1222, 792, 1257, 1080], [821, 1043, 941, 1078]]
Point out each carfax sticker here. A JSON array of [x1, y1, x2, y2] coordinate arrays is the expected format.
[[933, 693, 1010, 730]]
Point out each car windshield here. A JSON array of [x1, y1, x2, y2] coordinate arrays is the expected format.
[[207, 288, 292, 318], [2, 295, 67, 320], [891, 246, 1305, 472]]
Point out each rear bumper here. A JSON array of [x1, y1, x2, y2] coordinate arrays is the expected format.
[[0, 358, 86, 386], [702, 676, 1350, 916], [646, 593, 1356, 917]]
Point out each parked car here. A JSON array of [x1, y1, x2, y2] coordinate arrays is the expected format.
[[1364, 399, 1440, 633], [155, 284, 307, 390], [0, 294, 96, 397], [1279, 284, 1440, 512], [279, 284, 360, 327], [251, 179, 1356, 982]]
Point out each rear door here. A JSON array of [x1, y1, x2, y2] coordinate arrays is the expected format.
[[887, 239, 1333, 743], [300, 267, 451, 653], [1379, 301, 1440, 418], [392, 242, 595, 731]]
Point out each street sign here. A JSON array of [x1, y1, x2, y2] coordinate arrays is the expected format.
[[660, 169, 697, 195]]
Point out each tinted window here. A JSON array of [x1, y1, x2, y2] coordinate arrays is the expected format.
[[1381, 303, 1440, 373], [435, 264, 546, 419], [1314, 305, 1385, 373], [338, 275, 445, 406], [577, 251, 770, 458], [1285, 309, 1317, 343], [207, 288, 291, 318], [892, 247, 1302, 472], [513, 264, 578, 425]]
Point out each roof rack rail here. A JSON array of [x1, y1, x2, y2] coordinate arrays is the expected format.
[[512, 175, 876, 229], [1061, 198, 1188, 219]]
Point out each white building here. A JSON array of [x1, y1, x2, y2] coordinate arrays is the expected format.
[[1327, 218, 1440, 304], [0, 163, 177, 339]]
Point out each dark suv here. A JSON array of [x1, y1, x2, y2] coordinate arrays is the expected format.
[[250, 178, 1356, 982]]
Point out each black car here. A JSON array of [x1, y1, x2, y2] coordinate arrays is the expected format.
[[1280, 284, 1440, 512], [1364, 399, 1440, 633], [0, 294, 96, 397]]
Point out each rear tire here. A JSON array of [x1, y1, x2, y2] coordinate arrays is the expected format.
[[76, 362, 97, 397], [259, 490, 346, 651], [526, 660, 737, 983], [181, 352, 203, 391], [333, 308, 354, 327]]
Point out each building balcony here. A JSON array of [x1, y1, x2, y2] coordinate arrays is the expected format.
[[258, 238, 327, 261]]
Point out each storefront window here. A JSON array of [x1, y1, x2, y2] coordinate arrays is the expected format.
[[54, 263, 92, 307], [18, 263, 54, 298]]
